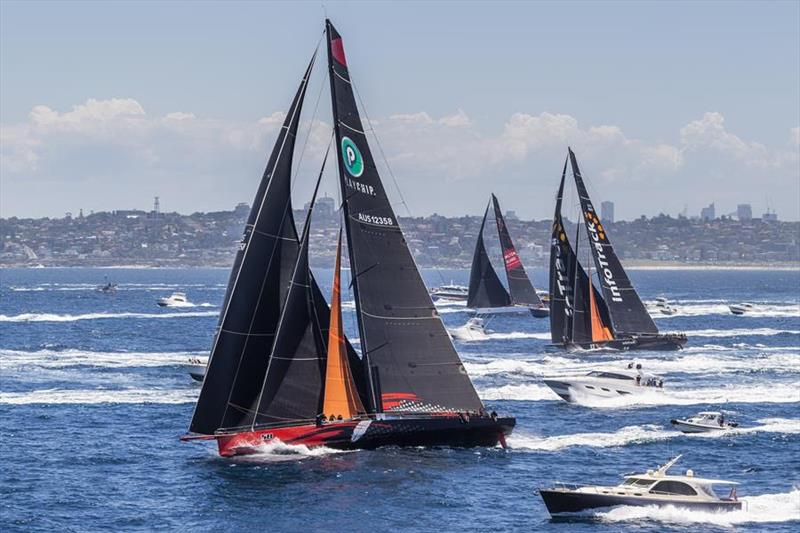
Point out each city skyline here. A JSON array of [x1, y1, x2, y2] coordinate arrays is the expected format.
[[1, 1, 799, 220]]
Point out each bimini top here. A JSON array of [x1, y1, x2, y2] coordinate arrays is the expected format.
[[623, 455, 740, 487]]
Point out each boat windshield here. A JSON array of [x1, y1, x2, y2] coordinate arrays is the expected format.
[[586, 371, 634, 381], [622, 477, 655, 488], [649, 480, 698, 496]]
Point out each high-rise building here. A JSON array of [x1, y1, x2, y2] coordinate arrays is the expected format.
[[601, 201, 615, 223], [317, 194, 336, 218], [763, 209, 778, 222], [505, 210, 518, 221], [700, 203, 715, 221], [736, 204, 752, 221]]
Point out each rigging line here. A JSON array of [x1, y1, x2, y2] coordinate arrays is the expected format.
[[250, 133, 333, 431], [196, 45, 318, 431]]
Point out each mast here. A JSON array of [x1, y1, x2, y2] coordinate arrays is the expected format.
[[326, 19, 483, 414], [189, 54, 316, 435], [467, 203, 512, 309], [568, 148, 658, 336], [491, 194, 542, 306]]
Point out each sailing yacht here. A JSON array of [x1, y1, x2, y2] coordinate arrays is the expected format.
[[467, 194, 549, 318], [548, 149, 687, 351], [181, 20, 514, 457]]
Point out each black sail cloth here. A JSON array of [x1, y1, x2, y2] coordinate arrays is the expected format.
[[189, 56, 315, 435], [491, 194, 542, 307], [468, 205, 512, 309], [326, 20, 483, 414], [568, 149, 658, 336]]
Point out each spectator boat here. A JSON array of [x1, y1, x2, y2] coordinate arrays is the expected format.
[[543, 363, 664, 403], [671, 411, 738, 433]]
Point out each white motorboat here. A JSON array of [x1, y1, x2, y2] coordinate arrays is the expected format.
[[157, 292, 190, 307], [430, 283, 468, 301], [671, 411, 738, 433], [187, 357, 207, 382], [658, 305, 677, 316], [543, 363, 664, 403], [650, 297, 677, 316], [729, 303, 755, 315], [539, 455, 742, 515], [448, 317, 490, 341]]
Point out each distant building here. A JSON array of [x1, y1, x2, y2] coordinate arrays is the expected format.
[[505, 210, 518, 221], [233, 202, 250, 216], [317, 194, 336, 218], [700, 203, 715, 221], [737, 204, 752, 221], [763, 209, 778, 222], [601, 201, 615, 223]]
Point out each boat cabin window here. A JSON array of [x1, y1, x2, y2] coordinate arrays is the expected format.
[[586, 371, 634, 380], [622, 478, 654, 487], [650, 481, 697, 496]]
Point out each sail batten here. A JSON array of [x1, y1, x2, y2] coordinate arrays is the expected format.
[[568, 149, 659, 336], [327, 19, 483, 414]]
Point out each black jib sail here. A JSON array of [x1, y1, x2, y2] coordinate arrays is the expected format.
[[326, 19, 483, 413], [568, 148, 658, 336], [189, 55, 316, 435], [468, 204, 512, 309], [491, 194, 542, 307], [252, 152, 330, 425]]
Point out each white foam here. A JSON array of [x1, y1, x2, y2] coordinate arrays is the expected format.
[[0, 348, 205, 369], [654, 302, 799, 319], [596, 489, 800, 526], [0, 388, 197, 404], [235, 440, 351, 462], [685, 328, 800, 338], [0, 311, 219, 322], [565, 383, 800, 408], [510, 425, 672, 451]]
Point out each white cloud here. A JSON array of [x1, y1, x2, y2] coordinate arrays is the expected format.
[[1, 99, 798, 219]]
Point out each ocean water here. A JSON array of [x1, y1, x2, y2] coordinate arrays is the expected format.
[[1, 267, 798, 532]]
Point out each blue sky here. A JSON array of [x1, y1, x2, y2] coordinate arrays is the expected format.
[[2, 1, 798, 220]]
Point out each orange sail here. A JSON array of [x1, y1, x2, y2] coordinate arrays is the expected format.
[[589, 279, 614, 342], [322, 230, 365, 419]]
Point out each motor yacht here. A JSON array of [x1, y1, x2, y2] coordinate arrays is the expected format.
[[430, 283, 469, 301], [187, 357, 207, 382], [543, 363, 664, 403], [671, 411, 738, 433], [157, 292, 190, 307], [729, 303, 755, 315], [448, 317, 490, 341], [539, 455, 742, 515]]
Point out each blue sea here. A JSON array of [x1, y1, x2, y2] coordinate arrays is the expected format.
[[1, 267, 798, 532]]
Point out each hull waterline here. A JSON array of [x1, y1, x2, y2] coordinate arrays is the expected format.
[[185, 414, 515, 457], [561, 333, 687, 352]]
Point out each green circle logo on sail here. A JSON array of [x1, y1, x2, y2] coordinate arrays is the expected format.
[[341, 136, 364, 177]]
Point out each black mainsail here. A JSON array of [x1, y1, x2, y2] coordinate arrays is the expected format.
[[491, 194, 542, 307], [467, 204, 512, 309], [326, 19, 483, 413], [189, 56, 315, 435], [549, 158, 572, 343], [568, 148, 659, 336]]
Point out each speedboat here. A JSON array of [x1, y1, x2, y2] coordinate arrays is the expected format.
[[729, 303, 755, 315], [539, 455, 742, 515], [650, 297, 677, 316], [97, 282, 117, 293], [448, 317, 490, 341], [187, 357, 207, 382], [430, 283, 469, 301], [543, 363, 664, 403], [157, 292, 190, 307], [671, 411, 738, 433]]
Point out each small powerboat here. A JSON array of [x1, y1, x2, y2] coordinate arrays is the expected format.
[[448, 317, 490, 341], [157, 292, 190, 307], [539, 455, 742, 515], [671, 411, 738, 433], [650, 297, 677, 316], [729, 303, 755, 315], [543, 363, 664, 403], [187, 357, 208, 382], [430, 283, 468, 301], [97, 281, 117, 293]]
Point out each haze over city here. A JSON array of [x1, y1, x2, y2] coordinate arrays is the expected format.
[[1, 1, 798, 220]]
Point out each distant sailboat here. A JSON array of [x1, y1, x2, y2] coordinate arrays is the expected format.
[[182, 20, 514, 456], [548, 149, 686, 351], [467, 194, 549, 317]]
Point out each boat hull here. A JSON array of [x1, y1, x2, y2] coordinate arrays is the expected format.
[[562, 333, 687, 352], [529, 306, 550, 318], [209, 414, 515, 457], [543, 378, 654, 402], [539, 489, 742, 515], [670, 419, 736, 433], [187, 365, 206, 382]]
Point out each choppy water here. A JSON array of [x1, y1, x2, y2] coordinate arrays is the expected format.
[[1, 267, 798, 532]]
